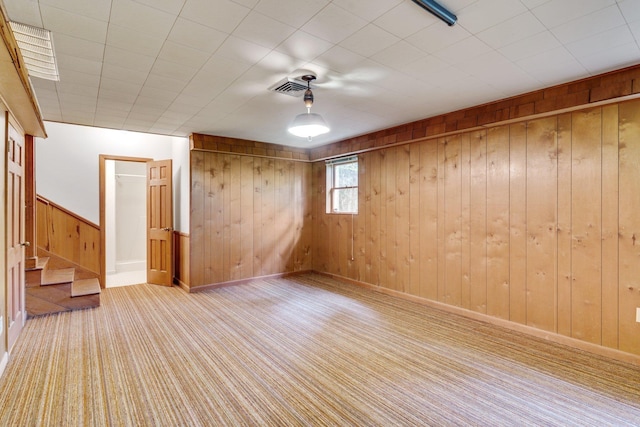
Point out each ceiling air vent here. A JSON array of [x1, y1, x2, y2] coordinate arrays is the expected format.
[[268, 77, 309, 97], [9, 21, 59, 81]]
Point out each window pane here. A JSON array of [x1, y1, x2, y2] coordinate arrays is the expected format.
[[332, 188, 358, 213], [335, 162, 358, 188]]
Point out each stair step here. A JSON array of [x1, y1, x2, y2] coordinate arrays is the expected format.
[[72, 278, 101, 297], [42, 268, 75, 286], [26, 256, 49, 272]]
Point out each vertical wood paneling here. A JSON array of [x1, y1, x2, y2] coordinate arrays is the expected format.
[[222, 155, 232, 281], [362, 154, 372, 282], [370, 151, 381, 286], [408, 144, 421, 297], [571, 108, 602, 344], [229, 155, 242, 280], [486, 126, 510, 319], [253, 159, 263, 275], [397, 146, 411, 293], [469, 131, 487, 312], [556, 113, 572, 336], [190, 152, 204, 286], [190, 152, 312, 288], [460, 134, 471, 310], [618, 100, 640, 355], [437, 139, 446, 301], [262, 159, 275, 276], [601, 104, 619, 348], [379, 150, 389, 287], [419, 140, 438, 300], [240, 155, 254, 279], [386, 147, 398, 290], [313, 162, 328, 273], [526, 117, 558, 332], [444, 136, 462, 306], [509, 123, 527, 323]]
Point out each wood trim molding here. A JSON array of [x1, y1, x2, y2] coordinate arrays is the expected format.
[[190, 133, 310, 162], [316, 271, 640, 367]]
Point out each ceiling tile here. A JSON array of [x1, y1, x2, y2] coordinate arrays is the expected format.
[[331, 0, 403, 22], [531, 0, 615, 29], [456, 0, 527, 33], [232, 11, 297, 49], [374, 2, 438, 39], [56, 82, 99, 97], [275, 31, 334, 62], [41, 5, 108, 43], [151, 59, 201, 82], [168, 17, 228, 54], [498, 31, 560, 62], [180, 0, 250, 33], [254, 0, 330, 28], [302, 4, 367, 44], [477, 11, 546, 49], [101, 63, 149, 85], [618, 0, 640, 23], [40, 0, 111, 21], [339, 24, 400, 58], [215, 36, 271, 65], [407, 21, 471, 54], [133, 0, 186, 15], [103, 45, 156, 72], [3, 0, 44, 26], [53, 33, 105, 61], [144, 74, 188, 93], [371, 40, 428, 69], [516, 46, 585, 82], [106, 24, 166, 57], [313, 45, 366, 74], [56, 54, 102, 76], [110, 0, 176, 38], [578, 42, 640, 74], [551, 5, 625, 44], [433, 36, 492, 65], [158, 40, 212, 69], [566, 25, 635, 59], [57, 69, 101, 87]]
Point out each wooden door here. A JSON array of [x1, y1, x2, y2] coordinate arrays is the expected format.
[[6, 118, 25, 350], [147, 160, 173, 286]]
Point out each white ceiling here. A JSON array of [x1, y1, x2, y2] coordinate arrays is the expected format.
[[4, 0, 640, 147]]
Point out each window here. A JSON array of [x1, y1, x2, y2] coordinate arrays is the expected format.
[[326, 156, 358, 214]]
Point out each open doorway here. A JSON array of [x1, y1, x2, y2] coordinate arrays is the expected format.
[[105, 159, 147, 287], [99, 155, 152, 288]]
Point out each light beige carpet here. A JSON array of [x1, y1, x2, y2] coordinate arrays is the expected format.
[[0, 273, 639, 426]]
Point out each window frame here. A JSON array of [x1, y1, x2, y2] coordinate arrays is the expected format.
[[326, 156, 358, 214]]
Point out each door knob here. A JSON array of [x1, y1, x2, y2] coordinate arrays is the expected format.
[[20, 242, 30, 247], [163, 228, 172, 232]]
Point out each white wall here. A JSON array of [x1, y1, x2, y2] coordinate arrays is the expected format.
[[35, 121, 190, 232]]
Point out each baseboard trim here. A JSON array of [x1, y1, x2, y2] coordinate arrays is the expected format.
[[0, 351, 8, 378], [188, 270, 313, 293], [316, 271, 640, 367]]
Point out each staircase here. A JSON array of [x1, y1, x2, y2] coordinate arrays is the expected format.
[[25, 257, 101, 317]]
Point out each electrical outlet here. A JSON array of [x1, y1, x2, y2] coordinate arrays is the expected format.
[[637, 308, 640, 323]]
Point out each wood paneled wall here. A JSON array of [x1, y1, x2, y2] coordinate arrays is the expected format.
[[36, 196, 100, 274], [313, 98, 640, 357], [174, 231, 190, 289], [190, 151, 312, 289]]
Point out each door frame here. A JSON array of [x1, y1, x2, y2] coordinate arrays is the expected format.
[[99, 155, 152, 288]]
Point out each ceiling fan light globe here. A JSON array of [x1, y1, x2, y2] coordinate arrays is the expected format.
[[288, 113, 330, 138]]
